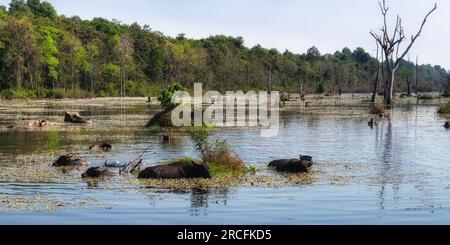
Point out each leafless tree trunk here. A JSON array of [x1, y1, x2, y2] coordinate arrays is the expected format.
[[415, 56, 419, 94], [371, 0, 437, 105], [372, 42, 381, 102], [268, 64, 273, 92], [120, 34, 133, 97]]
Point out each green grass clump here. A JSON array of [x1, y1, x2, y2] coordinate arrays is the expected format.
[[0, 89, 37, 100], [209, 163, 258, 177], [438, 102, 450, 114]]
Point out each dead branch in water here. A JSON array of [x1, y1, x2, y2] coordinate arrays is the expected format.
[[119, 146, 151, 174]]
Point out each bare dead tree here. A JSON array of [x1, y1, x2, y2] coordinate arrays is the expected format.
[[371, 42, 381, 102], [415, 56, 419, 94], [405, 57, 413, 97], [370, 0, 437, 105]]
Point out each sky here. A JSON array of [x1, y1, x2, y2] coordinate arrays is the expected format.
[[1, 0, 449, 70]]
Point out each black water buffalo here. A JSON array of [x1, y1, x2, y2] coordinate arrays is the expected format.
[[82, 167, 114, 178], [52, 155, 90, 167], [64, 111, 89, 124], [445, 122, 449, 129], [89, 143, 112, 151], [268, 159, 313, 173], [138, 160, 211, 179]]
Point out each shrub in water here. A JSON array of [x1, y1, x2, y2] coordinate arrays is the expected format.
[[370, 103, 384, 115], [190, 127, 246, 175]]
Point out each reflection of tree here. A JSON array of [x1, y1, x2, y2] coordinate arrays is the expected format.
[[376, 120, 401, 210], [189, 188, 229, 215], [144, 187, 230, 216]]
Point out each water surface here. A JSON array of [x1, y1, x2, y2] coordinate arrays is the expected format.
[[0, 97, 449, 224]]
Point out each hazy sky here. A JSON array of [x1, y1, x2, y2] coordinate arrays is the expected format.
[[1, 0, 449, 69]]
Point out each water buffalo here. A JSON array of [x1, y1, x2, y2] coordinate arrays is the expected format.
[[445, 122, 449, 129], [64, 111, 89, 124], [268, 158, 313, 173], [300, 155, 313, 161], [52, 155, 90, 167], [89, 143, 112, 151], [138, 159, 211, 179], [82, 167, 114, 178]]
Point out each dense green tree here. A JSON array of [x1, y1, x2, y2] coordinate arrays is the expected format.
[[26, 0, 56, 19]]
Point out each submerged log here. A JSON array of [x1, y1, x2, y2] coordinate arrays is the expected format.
[[89, 143, 112, 151], [138, 159, 211, 179], [52, 155, 90, 167], [64, 111, 88, 124], [82, 167, 114, 178], [268, 158, 313, 173]]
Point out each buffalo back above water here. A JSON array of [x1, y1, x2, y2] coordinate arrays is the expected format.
[[268, 159, 312, 173], [53, 155, 89, 167], [138, 161, 211, 179]]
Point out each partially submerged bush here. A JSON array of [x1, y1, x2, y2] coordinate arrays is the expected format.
[[190, 127, 246, 175], [438, 102, 450, 115], [370, 103, 384, 115], [158, 82, 187, 109], [146, 104, 176, 127], [203, 140, 245, 171], [147, 83, 187, 127]]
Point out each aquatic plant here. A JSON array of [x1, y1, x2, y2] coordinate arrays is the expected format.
[[157, 83, 187, 109], [190, 127, 245, 173], [438, 102, 450, 115], [147, 83, 187, 127], [370, 103, 384, 115]]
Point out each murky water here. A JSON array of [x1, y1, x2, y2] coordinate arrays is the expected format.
[[0, 97, 449, 224]]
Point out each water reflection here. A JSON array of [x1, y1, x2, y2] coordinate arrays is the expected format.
[[189, 188, 229, 216]]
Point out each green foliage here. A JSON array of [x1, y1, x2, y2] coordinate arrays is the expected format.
[[438, 103, 450, 115], [26, 0, 56, 19], [0, 0, 448, 99], [41, 26, 60, 83], [46, 130, 59, 152], [146, 109, 173, 127], [0, 5, 6, 16], [190, 127, 212, 154], [315, 82, 325, 94], [157, 82, 186, 109], [0, 88, 36, 99], [441, 75, 450, 97], [8, 0, 30, 15], [190, 128, 246, 172]]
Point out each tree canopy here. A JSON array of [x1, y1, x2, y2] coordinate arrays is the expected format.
[[0, 0, 447, 99]]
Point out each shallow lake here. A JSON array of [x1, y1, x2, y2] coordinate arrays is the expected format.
[[0, 96, 449, 224]]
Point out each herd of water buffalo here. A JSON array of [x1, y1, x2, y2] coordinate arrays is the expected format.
[[51, 110, 449, 180], [51, 144, 314, 179], [45, 111, 315, 180]]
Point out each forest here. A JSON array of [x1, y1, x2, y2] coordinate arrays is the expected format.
[[0, 0, 448, 99]]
